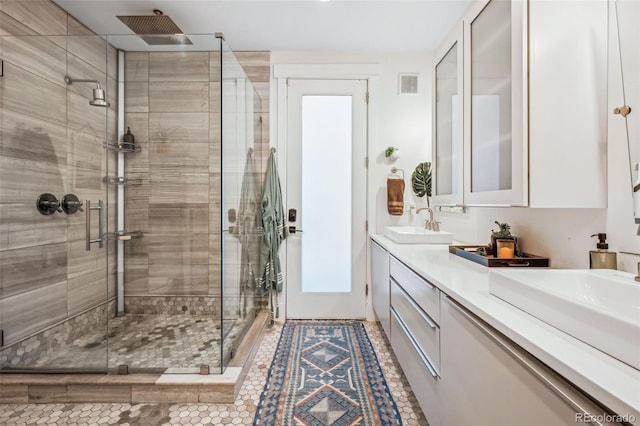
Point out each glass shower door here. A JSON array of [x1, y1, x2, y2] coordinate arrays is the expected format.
[[0, 34, 112, 371]]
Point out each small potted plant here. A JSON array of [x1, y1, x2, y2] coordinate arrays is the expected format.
[[385, 146, 399, 161], [490, 221, 517, 257]]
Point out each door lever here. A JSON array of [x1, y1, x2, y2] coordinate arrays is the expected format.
[[289, 226, 303, 234]]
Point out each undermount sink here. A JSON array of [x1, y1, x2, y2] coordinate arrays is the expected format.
[[489, 269, 640, 370], [384, 226, 453, 244]]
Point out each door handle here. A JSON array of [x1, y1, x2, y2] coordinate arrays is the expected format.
[[289, 226, 303, 234], [85, 200, 104, 251]]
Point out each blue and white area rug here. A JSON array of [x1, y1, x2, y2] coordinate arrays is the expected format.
[[254, 321, 402, 425]]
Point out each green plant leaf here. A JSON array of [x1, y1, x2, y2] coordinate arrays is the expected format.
[[411, 162, 432, 198]]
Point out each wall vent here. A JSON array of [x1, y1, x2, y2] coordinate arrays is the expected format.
[[399, 74, 419, 95]]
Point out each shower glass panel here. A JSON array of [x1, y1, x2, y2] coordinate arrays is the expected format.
[[0, 34, 113, 371], [103, 34, 225, 374], [221, 39, 264, 369]]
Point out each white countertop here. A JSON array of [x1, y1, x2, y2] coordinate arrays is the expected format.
[[371, 234, 640, 421]]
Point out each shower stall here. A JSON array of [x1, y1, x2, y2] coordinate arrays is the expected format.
[[0, 32, 267, 376]]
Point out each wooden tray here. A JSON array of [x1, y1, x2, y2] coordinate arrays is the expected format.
[[449, 245, 549, 267]]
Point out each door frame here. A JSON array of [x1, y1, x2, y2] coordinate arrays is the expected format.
[[273, 63, 381, 321]]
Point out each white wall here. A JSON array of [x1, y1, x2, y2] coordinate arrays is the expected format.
[[607, 0, 640, 273]]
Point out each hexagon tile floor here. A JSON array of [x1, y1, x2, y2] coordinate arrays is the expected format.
[[0, 322, 428, 426]]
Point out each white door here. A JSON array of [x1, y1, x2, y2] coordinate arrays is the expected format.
[[285, 79, 368, 319]]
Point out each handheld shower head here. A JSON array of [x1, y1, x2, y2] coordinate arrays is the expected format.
[[64, 76, 110, 108]]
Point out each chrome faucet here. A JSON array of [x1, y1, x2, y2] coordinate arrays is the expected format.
[[416, 207, 440, 231]]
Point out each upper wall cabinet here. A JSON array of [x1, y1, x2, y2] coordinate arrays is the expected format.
[[432, 24, 464, 207], [437, 0, 607, 208]]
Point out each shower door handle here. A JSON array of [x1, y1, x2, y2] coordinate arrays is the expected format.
[[85, 200, 104, 251]]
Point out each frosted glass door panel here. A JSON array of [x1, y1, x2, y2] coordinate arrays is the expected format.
[[301, 96, 352, 293], [470, 0, 513, 193]]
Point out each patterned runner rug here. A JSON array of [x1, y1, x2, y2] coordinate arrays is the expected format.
[[254, 321, 402, 425]]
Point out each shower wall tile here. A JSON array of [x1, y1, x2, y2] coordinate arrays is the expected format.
[[66, 14, 92, 36], [67, 268, 107, 316], [149, 52, 209, 82], [146, 233, 209, 266], [209, 82, 221, 114], [209, 113, 222, 174], [0, 203, 66, 251], [125, 52, 149, 82], [0, 0, 67, 36], [235, 52, 271, 82], [123, 252, 149, 295], [253, 81, 270, 114], [147, 264, 209, 295], [0, 11, 37, 36], [0, 108, 67, 166], [0, 62, 66, 126], [67, 35, 107, 79], [209, 51, 221, 82], [149, 172, 209, 205], [0, 156, 67, 202], [0, 281, 67, 346], [124, 82, 149, 113], [149, 82, 209, 113], [147, 204, 209, 235], [148, 112, 209, 144], [0, 243, 67, 298], [1, 35, 66, 85]]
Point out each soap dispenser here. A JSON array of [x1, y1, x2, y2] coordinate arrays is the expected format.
[[589, 233, 617, 270]]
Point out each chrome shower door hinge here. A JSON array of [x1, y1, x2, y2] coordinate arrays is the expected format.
[[365, 284, 369, 297], [0, 60, 4, 77], [0, 329, 4, 347]]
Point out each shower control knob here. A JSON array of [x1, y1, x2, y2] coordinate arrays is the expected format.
[[36, 193, 62, 215], [61, 194, 84, 214]]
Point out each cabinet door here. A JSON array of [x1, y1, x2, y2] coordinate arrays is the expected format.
[[440, 295, 621, 426], [463, 0, 528, 206], [371, 240, 390, 339], [432, 23, 464, 207]]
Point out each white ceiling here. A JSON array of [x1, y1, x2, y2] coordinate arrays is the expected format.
[[53, 0, 472, 52]]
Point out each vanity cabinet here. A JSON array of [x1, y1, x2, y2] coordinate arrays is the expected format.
[[439, 294, 620, 426], [433, 0, 607, 208], [371, 240, 390, 339], [388, 256, 442, 426]]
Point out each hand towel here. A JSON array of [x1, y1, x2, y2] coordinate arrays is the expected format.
[[387, 178, 405, 215]]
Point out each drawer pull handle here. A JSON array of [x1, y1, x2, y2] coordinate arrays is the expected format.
[[442, 295, 608, 426], [391, 307, 439, 378], [392, 277, 437, 329], [391, 257, 436, 291]]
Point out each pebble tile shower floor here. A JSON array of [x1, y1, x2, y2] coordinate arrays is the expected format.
[[16, 315, 247, 370], [0, 322, 428, 425]]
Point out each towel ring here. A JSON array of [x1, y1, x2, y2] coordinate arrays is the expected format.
[[390, 167, 404, 179]]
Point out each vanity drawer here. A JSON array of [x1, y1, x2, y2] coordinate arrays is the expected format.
[[391, 278, 441, 372], [390, 256, 440, 323], [391, 307, 441, 426]]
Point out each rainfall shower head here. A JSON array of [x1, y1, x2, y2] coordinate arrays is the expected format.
[[64, 76, 110, 108], [117, 9, 193, 46]]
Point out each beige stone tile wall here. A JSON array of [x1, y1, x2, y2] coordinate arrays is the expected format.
[[0, 0, 117, 361]]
